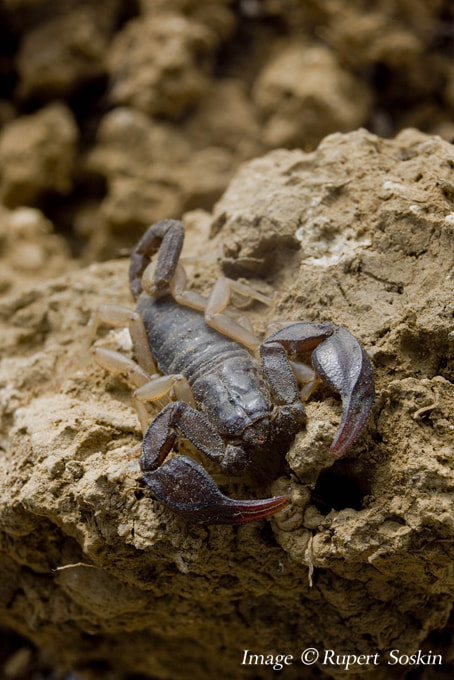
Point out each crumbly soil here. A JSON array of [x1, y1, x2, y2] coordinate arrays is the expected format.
[[1, 127, 454, 680], [0, 3, 454, 680]]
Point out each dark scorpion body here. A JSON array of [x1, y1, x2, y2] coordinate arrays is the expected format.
[[83, 219, 375, 525], [137, 293, 303, 485]]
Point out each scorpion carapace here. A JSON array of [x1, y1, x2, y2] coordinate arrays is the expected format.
[[83, 219, 375, 524]]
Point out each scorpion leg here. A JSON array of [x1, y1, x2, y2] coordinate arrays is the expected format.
[[59, 304, 159, 430], [169, 266, 275, 349], [90, 347, 157, 433], [204, 276, 265, 348], [288, 360, 321, 399], [134, 373, 197, 409], [92, 347, 150, 388], [261, 322, 374, 457], [140, 402, 289, 524], [55, 304, 156, 386]]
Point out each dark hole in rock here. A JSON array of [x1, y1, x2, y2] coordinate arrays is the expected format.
[[311, 461, 370, 515]]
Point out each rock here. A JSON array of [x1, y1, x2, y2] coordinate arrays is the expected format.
[[316, 1, 436, 68], [16, 3, 119, 99], [0, 103, 78, 208], [138, 0, 236, 42], [184, 79, 262, 157], [0, 206, 72, 297], [107, 14, 218, 118], [1, 129, 453, 679], [253, 43, 372, 149], [83, 107, 191, 256], [83, 104, 245, 258]]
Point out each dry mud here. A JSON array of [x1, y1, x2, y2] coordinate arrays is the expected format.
[[0, 128, 453, 680]]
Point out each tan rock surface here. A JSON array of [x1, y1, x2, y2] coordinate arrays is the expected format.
[[1, 129, 453, 679], [107, 14, 218, 118], [0, 104, 78, 208]]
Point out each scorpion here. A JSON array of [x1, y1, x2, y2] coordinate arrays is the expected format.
[[75, 219, 375, 525]]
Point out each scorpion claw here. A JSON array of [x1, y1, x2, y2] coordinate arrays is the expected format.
[[311, 326, 375, 457], [142, 455, 289, 525]]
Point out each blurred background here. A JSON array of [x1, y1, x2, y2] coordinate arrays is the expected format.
[[0, 0, 453, 287]]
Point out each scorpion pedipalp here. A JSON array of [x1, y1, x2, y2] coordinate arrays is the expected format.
[[142, 455, 289, 524], [139, 400, 291, 524], [311, 326, 375, 457], [262, 322, 374, 458]]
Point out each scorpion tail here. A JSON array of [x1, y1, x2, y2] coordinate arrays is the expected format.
[[142, 455, 289, 525], [129, 220, 184, 300]]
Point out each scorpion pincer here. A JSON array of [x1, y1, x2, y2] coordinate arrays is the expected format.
[[87, 219, 375, 525]]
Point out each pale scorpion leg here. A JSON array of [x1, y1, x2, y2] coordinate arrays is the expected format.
[[168, 265, 271, 349], [288, 360, 321, 400], [88, 350, 197, 435], [134, 373, 197, 410], [90, 347, 154, 433], [88, 350, 199, 436], [139, 401, 289, 524], [203, 276, 273, 349], [91, 347, 150, 388], [57, 304, 156, 382], [56, 301, 161, 432], [267, 321, 322, 399], [261, 322, 375, 457]]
